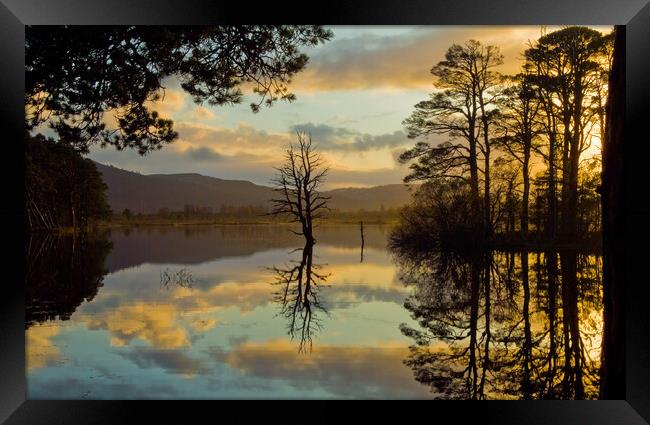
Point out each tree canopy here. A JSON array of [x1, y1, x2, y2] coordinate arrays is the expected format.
[[26, 26, 333, 154], [399, 27, 612, 244]]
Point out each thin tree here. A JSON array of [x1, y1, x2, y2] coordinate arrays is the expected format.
[[494, 70, 542, 239], [474, 42, 505, 236], [270, 132, 330, 244], [526, 40, 561, 240], [402, 40, 503, 235]]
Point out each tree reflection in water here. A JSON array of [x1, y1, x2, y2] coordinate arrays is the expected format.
[[394, 247, 603, 399], [270, 241, 331, 353], [26, 231, 113, 328]]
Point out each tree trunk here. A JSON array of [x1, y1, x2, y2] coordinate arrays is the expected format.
[[545, 251, 559, 397], [479, 94, 492, 237], [521, 147, 531, 239], [521, 250, 533, 398], [483, 147, 492, 237], [560, 106, 572, 242], [547, 132, 558, 241], [599, 25, 625, 400], [468, 127, 482, 230], [468, 257, 481, 399], [561, 251, 584, 399]]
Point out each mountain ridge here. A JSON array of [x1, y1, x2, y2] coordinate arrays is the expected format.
[[94, 161, 414, 213]]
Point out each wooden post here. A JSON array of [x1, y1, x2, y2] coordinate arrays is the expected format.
[[360, 220, 365, 263]]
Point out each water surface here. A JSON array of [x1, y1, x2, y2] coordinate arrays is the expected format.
[[26, 225, 603, 399]]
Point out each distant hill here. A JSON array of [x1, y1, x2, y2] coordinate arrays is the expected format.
[[94, 162, 414, 214]]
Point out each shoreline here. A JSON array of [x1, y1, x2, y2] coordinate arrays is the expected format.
[[27, 219, 398, 234]]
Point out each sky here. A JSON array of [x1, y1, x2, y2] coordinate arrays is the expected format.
[[88, 26, 612, 190]]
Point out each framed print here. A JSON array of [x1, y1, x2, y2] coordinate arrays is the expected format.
[[1, 0, 649, 423]]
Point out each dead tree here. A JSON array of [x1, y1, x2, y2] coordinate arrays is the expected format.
[[270, 132, 330, 244]]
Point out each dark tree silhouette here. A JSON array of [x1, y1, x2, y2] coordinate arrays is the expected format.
[[269, 132, 330, 244], [396, 27, 612, 248], [494, 71, 542, 238], [270, 241, 330, 352], [26, 133, 112, 230], [599, 25, 625, 400], [525, 27, 612, 242], [389, 179, 476, 250], [26, 231, 112, 328], [26, 26, 333, 154], [401, 40, 503, 235], [393, 243, 603, 399]]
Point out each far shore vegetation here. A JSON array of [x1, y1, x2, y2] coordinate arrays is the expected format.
[[99, 206, 402, 227]]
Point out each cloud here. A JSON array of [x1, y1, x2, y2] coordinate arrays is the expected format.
[[189, 318, 218, 332], [290, 122, 409, 152], [185, 146, 223, 162], [189, 106, 217, 121], [148, 88, 187, 118], [323, 166, 410, 188], [208, 339, 428, 398], [118, 347, 211, 377], [294, 26, 612, 92], [84, 302, 190, 349], [26, 324, 64, 371], [178, 120, 410, 155], [89, 120, 416, 188], [175, 122, 291, 153]]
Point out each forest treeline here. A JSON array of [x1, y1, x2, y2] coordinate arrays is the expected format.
[[26, 133, 112, 231], [117, 203, 399, 221], [392, 27, 612, 250]]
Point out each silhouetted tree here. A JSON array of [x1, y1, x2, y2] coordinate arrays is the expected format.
[[269, 132, 330, 244], [494, 71, 542, 238], [26, 231, 112, 327], [389, 179, 476, 251], [26, 26, 332, 154], [270, 241, 330, 352], [25, 133, 112, 230], [525, 27, 612, 241], [599, 25, 624, 400], [402, 40, 504, 235], [394, 247, 603, 399], [396, 27, 612, 246]]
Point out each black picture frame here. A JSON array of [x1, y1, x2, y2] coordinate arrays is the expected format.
[[1, 0, 649, 423]]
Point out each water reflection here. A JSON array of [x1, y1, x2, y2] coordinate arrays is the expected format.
[[26, 232, 112, 328], [394, 248, 602, 399], [25, 225, 604, 399], [160, 268, 197, 290], [270, 241, 331, 352], [26, 225, 427, 399]]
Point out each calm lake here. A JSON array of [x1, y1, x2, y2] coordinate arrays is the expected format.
[[26, 224, 603, 399]]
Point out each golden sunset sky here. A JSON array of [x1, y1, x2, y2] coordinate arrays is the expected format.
[[88, 25, 612, 190]]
